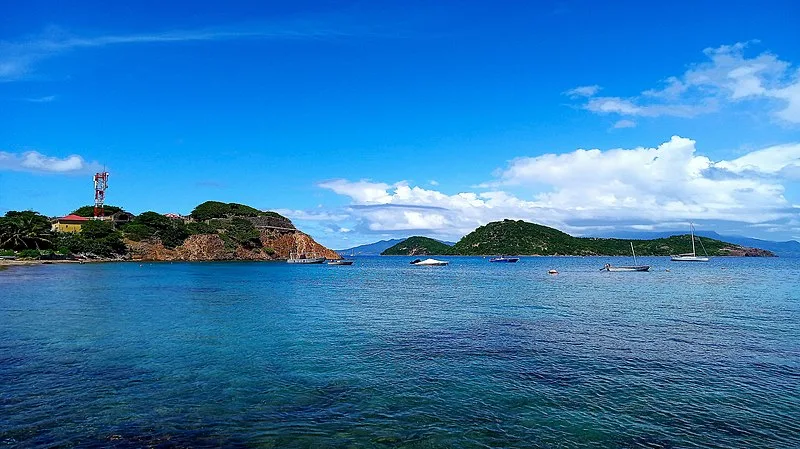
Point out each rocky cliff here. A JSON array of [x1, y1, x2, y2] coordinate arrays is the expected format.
[[127, 228, 339, 262]]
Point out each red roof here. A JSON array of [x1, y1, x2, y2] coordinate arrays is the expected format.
[[58, 214, 90, 222]]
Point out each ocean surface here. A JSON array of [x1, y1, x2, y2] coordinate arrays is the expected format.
[[1, 256, 798, 448]]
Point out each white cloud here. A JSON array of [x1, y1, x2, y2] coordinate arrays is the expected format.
[[429, 179, 439, 186], [565, 85, 601, 97], [25, 95, 56, 103], [613, 119, 636, 129], [714, 143, 800, 175], [566, 42, 800, 124], [319, 137, 798, 239], [0, 24, 355, 82], [317, 179, 393, 204], [273, 208, 349, 221], [0, 150, 101, 174]]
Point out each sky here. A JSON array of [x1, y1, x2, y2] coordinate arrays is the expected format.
[[2, 0, 800, 248]]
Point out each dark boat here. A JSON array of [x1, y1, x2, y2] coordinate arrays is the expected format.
[[489, 256, 520, 263]]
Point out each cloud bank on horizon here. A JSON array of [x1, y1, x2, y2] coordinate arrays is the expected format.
[[310, 136, 799, 241]]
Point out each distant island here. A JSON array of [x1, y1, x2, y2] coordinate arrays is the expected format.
[[381, 236, 454, 256], [381, 220, 775, 257], [0, 201, 338, 263]]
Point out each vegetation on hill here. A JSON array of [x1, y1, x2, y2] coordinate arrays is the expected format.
[[122, 212, 190, 248], [189, 201, 286, 221], [451, 220, 575, 255], [71, 205, 124, 217], [56, 220, 126, 257], [381, 236, 453, 256], [450, 219, 774, 256]]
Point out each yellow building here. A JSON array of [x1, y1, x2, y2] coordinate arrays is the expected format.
[[52, 214, 90, 233]]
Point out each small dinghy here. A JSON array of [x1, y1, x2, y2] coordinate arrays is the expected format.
[[602, 242, 650, 272], [410, 258, 449, 266]]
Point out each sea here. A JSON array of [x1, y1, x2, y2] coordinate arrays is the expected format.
[[1, 256, 798, 448]]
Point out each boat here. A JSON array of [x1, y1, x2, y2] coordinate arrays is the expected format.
[[671, 223, 710, 262], [602, 242, 650, 272], [489, 256, 520, 263], [410, 258, 449, 266], [327, 259, 354, 265], [287, 252, 326, 264]]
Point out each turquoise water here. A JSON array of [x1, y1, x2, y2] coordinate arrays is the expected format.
[[1, 257, 798, 448]]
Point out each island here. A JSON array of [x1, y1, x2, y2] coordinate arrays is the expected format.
[[0, 201, 339, 263], [381, 220, 775, 257], [381, 236, 453, 256]]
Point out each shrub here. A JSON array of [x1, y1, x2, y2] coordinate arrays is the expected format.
[[187, 222, 217, 235], [122, 212, 189, 248], [18, 249, 41, 259]]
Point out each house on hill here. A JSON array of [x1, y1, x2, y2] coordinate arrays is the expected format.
[[52, 214, 89, 233]]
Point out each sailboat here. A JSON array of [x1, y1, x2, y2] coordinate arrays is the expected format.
[[670, 223, 710, 262], [602, 242, 651, 272]]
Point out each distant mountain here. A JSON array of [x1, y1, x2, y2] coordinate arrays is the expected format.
[[595, 230, 800, 257], [381, 236, 454, 256], [449, 219, 775, 257], [338, 238, 455, 256], [337, 239, 405, 256]]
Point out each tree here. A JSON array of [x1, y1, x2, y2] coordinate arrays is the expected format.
[[0, 211, 54, 250], [71, 205, 124, 217], [122, 211, 189, 248]]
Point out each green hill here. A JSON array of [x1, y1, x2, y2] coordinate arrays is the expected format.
[[381, 236, 453, 256], [450, 219, 774, 256]]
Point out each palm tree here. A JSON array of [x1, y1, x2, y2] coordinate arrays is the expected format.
[[0, 211, 54, 250]]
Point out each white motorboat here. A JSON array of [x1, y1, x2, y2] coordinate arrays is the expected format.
[[671, 223, 710, 262], [410, 258, 449, 266]]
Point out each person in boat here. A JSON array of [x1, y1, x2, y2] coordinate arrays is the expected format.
[[603, 263, 611, 270]]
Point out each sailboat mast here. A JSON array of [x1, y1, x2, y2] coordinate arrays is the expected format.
[[631, 241, 637, 265], [690, 222, 696, 256]]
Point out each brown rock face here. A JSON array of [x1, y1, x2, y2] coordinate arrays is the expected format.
[[719, 246, 776, 257], [127, 228, 339, 261], [261, 229, 340, 260]]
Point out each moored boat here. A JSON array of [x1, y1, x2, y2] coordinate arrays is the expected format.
[[489, 256, 520, 263], [327, 259, 354, 265], [410, 258, 449, 266], [671, 223, 710, 262], [602, 263, 650, 272], [602, 242, 650, 272], [287, 252, 326, 264]]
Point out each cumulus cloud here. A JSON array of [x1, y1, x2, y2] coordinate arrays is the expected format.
[[714, 143, 800, 176], [317, 136, 798, 239], [0, 150, 101, 174], [318, 179, 393, 204], [566, 42, 800, 123]]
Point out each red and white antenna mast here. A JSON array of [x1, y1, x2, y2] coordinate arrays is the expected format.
[[93, 171, 109, 219]]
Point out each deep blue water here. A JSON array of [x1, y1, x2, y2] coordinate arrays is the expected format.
[[1, 256, 798, 448]]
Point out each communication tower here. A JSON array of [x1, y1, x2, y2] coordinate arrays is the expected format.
[[93, 171, 109, 219]]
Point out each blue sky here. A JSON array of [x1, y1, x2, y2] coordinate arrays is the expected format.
[[2, 0, 800, 248]]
